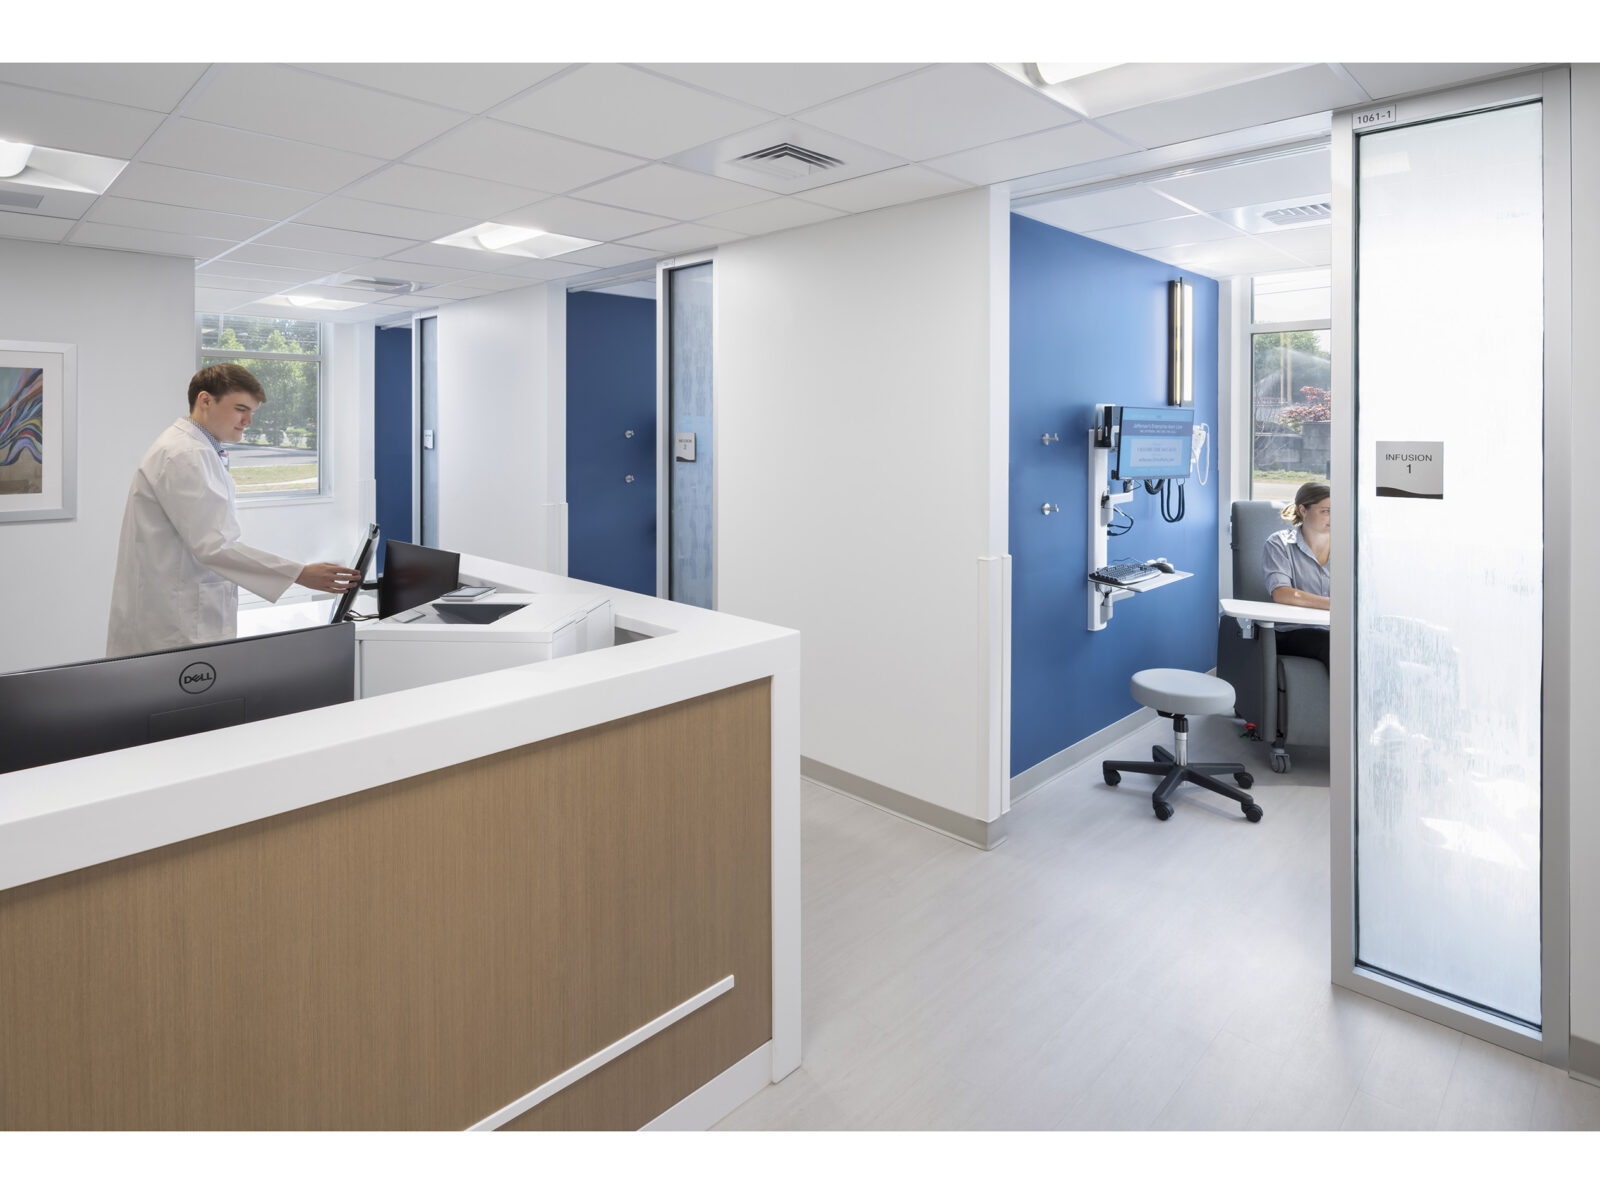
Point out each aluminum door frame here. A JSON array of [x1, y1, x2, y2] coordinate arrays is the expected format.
[[655, 252, 718, 606], [1329, 67, 1573, 1065]]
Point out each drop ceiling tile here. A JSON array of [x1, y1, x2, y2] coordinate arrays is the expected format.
[[195, 287, 255, 311], [340, 164, 549, 220], [572, 163, 773, 221], [795, 165, 966, 213], [276, 283, 405, 304], [493, 195, 671, 242], [496, 258, 594, 281], [450, 273, 552, 292], [1019, 185, 1192, 232], [1252, 224, 1332, 265], [413, 282, 496, 301], [1160, 235, 1302, 278], [336, 258, 476, 285], [1098, 65, 1367, 150], [139, 118, 386, 193], [1151, 148, 1330, 213], [800, 64, 1071, 162], [700, 196, 842, 236], [495, 64, 771, 159], [67, 223, 237, 260], [1340, 63, 1529, 101], [1091, 213, 1248, 252], [297, 196, 467, 242], [373, 295, 446, 309], [85, 195, 271, 241], [196, 260, 328, 284], [0, 186, 96, 221], [217, 243, 369, 273], [0, 210, 76, 243], [927, 121, 1132, 185], [106, 162, 323, 220], [0, 81, 166, 158], [194, 274, 292, 294], [641, 63, 926, 116], [296, 64, 569, 114], [547, 243, 659, 268], [0, 64, 209, 113], [185, 64, 466, 160], [620, 223, 743, 253], [405, 119, 644, 194], [257, 222, 419, 259]]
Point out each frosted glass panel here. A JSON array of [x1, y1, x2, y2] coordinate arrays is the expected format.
[[669, 263, 714, 608], [1354, 103, 1542, 1024]]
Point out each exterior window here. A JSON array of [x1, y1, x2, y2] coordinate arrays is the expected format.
[[1248, 270, 1331, 503], [195, 314, 324, 499]]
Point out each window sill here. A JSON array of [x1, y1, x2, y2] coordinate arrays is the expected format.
[[237, 493, 335, 509]]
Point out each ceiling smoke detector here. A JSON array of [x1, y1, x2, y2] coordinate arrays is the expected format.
[[1261, 203, 1332, 227], [732, 142, 845, 181]]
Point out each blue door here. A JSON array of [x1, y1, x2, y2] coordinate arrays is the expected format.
[[373, 325, 412, 572]]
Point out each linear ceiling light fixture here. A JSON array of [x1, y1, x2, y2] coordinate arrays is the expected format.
[[0, 141, 33, 178], [1000, 62, 1294, 120], [0, 140, 126, 193], [263, 294, 365, 311], [433, 221, 599, 259]]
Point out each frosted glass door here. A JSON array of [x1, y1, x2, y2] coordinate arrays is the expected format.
[[668, 262, 714, 608], [1354, 102, 1543, 1024]]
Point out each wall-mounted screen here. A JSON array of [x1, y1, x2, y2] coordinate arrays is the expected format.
[[1112, 405, 1194, 481]]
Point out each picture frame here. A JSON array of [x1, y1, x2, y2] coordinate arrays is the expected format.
[[0, 339, 77, 523]]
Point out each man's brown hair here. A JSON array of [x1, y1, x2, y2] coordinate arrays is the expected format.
[[188, 363, 266, 411]]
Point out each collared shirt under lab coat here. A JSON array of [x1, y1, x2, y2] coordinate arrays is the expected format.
[[106, 417, 302, 657]]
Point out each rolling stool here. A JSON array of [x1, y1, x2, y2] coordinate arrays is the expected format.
[[1102, 668, 1261, 822]]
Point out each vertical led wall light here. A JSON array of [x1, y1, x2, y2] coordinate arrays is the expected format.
[[1168, 277, 1194, 406]]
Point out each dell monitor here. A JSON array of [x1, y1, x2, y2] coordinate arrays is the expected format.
[[0, 622, 356, 775], [1111, 405, 1195, 481], [330, 522, 380, 624], [378, 540, 461, 618]]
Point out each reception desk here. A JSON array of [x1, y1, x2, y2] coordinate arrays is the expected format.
[[0, 556, 800, 1131]]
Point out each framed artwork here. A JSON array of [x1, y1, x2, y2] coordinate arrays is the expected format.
[[0, 340, 76, 523]]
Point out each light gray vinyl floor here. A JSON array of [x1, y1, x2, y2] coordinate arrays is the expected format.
[[715, 715, 1600, 1131]]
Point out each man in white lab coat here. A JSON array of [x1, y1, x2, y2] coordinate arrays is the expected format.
[[106, 363, 359, 657]]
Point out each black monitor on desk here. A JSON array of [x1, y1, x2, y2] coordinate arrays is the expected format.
[[330, 522, 380, 624], [378, 540, 461, 618], [0, 623, 355, 775]]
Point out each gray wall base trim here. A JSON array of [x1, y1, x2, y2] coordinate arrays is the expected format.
[[801, 758, 1007, 851], [1571, 1035, 1600, 1086], [1009, 706, 1161, 805]]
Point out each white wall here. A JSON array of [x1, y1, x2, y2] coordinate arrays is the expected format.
[[0, 241, 193, 672], [1567, 63, 1599, 1055], [434, 284, 565, 571], [235, 321, 374, 575], [715, 186, 1010, 823]]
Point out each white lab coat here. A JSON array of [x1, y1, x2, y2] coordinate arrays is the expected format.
[[106, 417, 303, 656]]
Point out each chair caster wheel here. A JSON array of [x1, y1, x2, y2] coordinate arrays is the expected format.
[[1235, 772, 1253, 789], [1270, 753, 1291, 774], [1103, 769, 1120, 786], [1154, 801, 1174, 821], [1243, 803, 1263, 823]]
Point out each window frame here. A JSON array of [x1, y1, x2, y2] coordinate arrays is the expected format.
[[194, 313, 329, 505], [1244, 272, 1331, 501]]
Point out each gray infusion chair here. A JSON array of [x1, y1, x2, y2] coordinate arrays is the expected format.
[[1216, 501, 1330, 773]]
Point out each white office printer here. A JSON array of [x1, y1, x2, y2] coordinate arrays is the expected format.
[[355, 592, 614, 698]]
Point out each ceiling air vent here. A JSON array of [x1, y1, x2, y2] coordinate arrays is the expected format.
[[1261, 203, 1332, 227], [326, 275, 421, 294], [732, 142, 845, 182], [0, 188, 45, 210]]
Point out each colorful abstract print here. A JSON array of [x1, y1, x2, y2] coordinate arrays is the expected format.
[[0, 367, 44, 468]]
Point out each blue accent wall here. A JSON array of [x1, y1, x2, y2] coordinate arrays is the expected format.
[[566, 291, 657, 594], [1010, 213, 1221, 776], [373, 325, 412, 573]]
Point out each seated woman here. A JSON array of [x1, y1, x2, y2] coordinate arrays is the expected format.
[[1263, 481, 1330, 670]]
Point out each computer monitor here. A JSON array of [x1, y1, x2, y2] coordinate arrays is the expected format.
[[378, 540, 461, 618], [1111, 405, 1195, 481], [330, 522, 380, 624], [0, 623, 355, 775]]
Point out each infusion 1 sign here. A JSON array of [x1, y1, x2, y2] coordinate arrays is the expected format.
[[1375, 441, 1444, 499]]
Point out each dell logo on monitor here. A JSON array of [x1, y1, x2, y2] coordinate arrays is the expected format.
[[179, 661, 216, 694]]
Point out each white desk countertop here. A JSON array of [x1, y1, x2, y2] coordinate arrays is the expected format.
[[1219, 597, 1331, 628], [0, 556, 800, 894]]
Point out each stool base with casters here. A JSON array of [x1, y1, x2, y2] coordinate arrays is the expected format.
[[1101, 669, 1262, 823]]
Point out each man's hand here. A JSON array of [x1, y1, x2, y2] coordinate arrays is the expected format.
[[297, 562, 362, 593]]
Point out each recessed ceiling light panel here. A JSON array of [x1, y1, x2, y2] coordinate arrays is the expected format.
[[432, 221, 599, 259]]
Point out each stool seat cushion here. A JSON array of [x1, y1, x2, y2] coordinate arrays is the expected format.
[[1130, 668, 1236, 716]]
